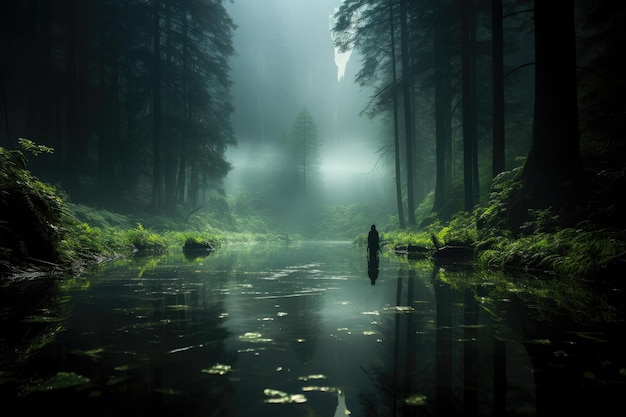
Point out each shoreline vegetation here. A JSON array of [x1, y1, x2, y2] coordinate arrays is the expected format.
[[1, 142, 624, 286]]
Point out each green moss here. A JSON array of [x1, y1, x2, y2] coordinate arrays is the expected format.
[[125, 224, 168, 254]]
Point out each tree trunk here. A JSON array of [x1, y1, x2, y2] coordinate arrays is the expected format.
[[461, 0, 477, 212], [521, 0, 584, 208], [150, 0, 163, 211], [177, 10, 190, 205], [389, 0, 405, 229], [162, 6, 177, 214], [433, 0, 453, 220], [97, 1, 117, 199], [400, 0, 416, 226], [491, 0, 505, 177], [65, 0, 79, 192], [36, 0, 53, 161]]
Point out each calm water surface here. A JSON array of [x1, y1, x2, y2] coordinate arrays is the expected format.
[[1, 241, 625, 416]]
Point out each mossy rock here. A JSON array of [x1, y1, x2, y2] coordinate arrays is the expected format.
[[182, 238, 215, 252]]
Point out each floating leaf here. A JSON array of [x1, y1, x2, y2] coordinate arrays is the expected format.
[[298, 374, 326, 381], [405, 393, 428, 406], [263, 388, 307, 404], [26, 371, 90, 392], [167, 304, 191, 311], [70, 347, 105, 360], [202, 363, 232, 375]]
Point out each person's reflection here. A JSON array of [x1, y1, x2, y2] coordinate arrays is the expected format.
[[368, 257, 379, 285], [367, 224, 381, 285]]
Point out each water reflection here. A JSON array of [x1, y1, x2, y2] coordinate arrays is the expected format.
[[368, 257, 379, 285], [1, 241, 624, 416]]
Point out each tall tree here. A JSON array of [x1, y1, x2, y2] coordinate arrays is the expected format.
[[333, 0, 408, 227], [96, 0, 121, 201], [150, 0, 163, 211], [176, 4, 191, 205], [334, 0, 461, 225], [461, 0, 478, 212], [162, 3, 178, 214], [399, 0, 417, 226], [432, 0, 453, 218], [290, 107, 320, 203], [65, 0, 86, 194], [389, 0, 405, 229], [180, 0, 236, 208], [491, 0, 505, 177], [517, 0, 583, 215]]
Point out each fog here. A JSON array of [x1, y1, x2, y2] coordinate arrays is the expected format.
[[224, 0, 393, 208]]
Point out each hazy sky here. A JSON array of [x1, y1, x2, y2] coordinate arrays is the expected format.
[[225, 0, 375, 144], [224, 0, 390, 205]]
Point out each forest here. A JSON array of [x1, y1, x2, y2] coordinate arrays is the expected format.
[[0, 0, 625, 280]]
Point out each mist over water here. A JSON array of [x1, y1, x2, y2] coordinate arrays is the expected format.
[[225, 140, 392, 206]]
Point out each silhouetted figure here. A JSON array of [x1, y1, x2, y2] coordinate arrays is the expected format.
[[367, 224, 380, 262]]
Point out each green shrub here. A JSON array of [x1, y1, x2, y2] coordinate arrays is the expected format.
[[126, 224, 167, 254]]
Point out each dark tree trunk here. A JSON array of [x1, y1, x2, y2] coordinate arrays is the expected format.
[[64, 0, 90, 195], [65, 0, 79, 191], [97, 1, 117, 198], [36, 0, 53, 157], [491, 0, 505, 177], [433, 0, 453, 219], [389, 0, 405, 229], [150, 0, 163, 211], [400, 0, 416, 226], [461, 0, 478, 212], [177, 10, 190, 205], [521, 0, 584, 208], [163, 7, 177, 214]]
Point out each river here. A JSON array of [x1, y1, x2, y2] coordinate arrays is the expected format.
[[1, 241, 624, 416]]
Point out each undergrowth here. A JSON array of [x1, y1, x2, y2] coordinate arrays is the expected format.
[[378, 167, 626, 279]]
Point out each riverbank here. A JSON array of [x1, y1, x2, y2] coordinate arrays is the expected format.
[[1, 141, 624, 284]]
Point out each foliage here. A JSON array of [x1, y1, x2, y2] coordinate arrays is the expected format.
[[380, 160, 626, 282], [434, 211, 478, 246], [379, 229, 435, 250], [125, 224, 168, 254], [57, 223, 105, 262], [0, 142, 66, 270], [474, 169, 626, 278], [0, 142, 129, 275], [67, 203, 135, 230], [475, 166, 523, 238], [381, 210, 478, 252], [414, 191, 436, 226], [16, 138, 55, 158], [477, 219, 626, 278]]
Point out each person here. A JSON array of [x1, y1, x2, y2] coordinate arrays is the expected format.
[[367, 224, 380, 260]]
